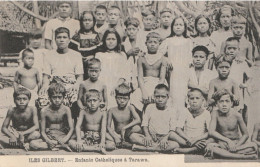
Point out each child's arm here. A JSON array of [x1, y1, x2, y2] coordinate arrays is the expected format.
[[73, 74, 84, 92], [1, 108, 17, 144], [232, 80, 240, 106], [100, 111, 107, 148], [137, 58, 149, 102], [59, 108, 74, 144], [121, 105, 141, 140], [45, 39, 52, 50], [35, 69, 41, 90], [77, 83, 85, 110], [75, 110, 84, 142], [40, 110, 57, 147], [20, 107, 39, 136], [143, 126, 153, 147], [40, 74, 50, 96], [251, 124, 260, 146], [176, 127, 191, 144], [235, 113, 249, 147], [207, 80, 216, 106], [159, 57, 167, 84], [220, 41, 226, 56], [245, 42, 253, 67], [107, 109, 121, 144], [209, 111, 232, 144], [13, 70, 20, 91], [102, 85, 108, 110]]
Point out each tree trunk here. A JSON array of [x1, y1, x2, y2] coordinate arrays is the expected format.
[[33, 1, 41, 28]]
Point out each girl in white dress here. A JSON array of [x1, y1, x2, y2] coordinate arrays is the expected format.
[[95, 29, 130, 108], [159, 16, 193, 117]]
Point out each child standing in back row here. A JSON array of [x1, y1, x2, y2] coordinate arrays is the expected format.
[[14, 49, 41, 107]]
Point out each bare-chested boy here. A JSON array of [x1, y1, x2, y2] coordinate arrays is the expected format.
[[205, 89, 258, 159], [208, 56, 240, 111], [252, 123, 260, 156], [30, 83, 74, 151], [14, 48, 41, 106], [69, 89, 106, 154], [131, 32, 167, 112], [221, 15, 253, 67], [130, 84, 179, 152], [1, 87, 40, 150], [174, 87, 212, 154], [76, 58, 107, 118], [106, 83, 142, 150]]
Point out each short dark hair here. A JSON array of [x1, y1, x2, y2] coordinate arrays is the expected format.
[[22, 48, 34, 59], [154, 84, 169, 94], [13, 87, 31, 100], [187, 87, 207, 100], [146, 32, 161, 43], [29, 28, 42, 39], [124, 17, 140, 28], [215, 55, 232, 68], [48, 83, 66, 98], [226, 36, 240, 43], [212, 89, 234, 103], [57, 1, 72, 7], [84, 89, 101, 100], [141, 9, 156, 17], [115, 83, 131, 97], [95, 5, 107, 12], [160, 8, 172, 16], [108, 5, 121, 12], [87, 58, 101, 67], [192, 45, 210, 59], [55, 27, 70, 39]]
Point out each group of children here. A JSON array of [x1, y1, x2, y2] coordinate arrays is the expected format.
[[0, 1, 259, 160]]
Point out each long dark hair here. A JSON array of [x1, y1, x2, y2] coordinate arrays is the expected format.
[[168, 16, 188, 38], [194, 15, 211, 37], [79, 11, 96, 33], [101, 29, 121, 52]]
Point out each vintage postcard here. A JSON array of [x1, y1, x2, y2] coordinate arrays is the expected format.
[[0, 0, 259, 166]]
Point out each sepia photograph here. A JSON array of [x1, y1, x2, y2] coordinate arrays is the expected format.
[[0, 0, 259, 166]]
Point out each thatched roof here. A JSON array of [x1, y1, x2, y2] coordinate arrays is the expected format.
[[0, 2, 33, 33]]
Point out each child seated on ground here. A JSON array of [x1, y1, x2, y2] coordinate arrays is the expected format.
[[76, 58, 107, 121], [175, 87, 211, 154], [205, 89, 258, 159], [252, 123, 260, 155], [30, 83, 74, 151], [208, 56, 240, 111], [69, 89, 106, 154], [131, 32, 167, 112], [1, 87, 40, 151], [130, 84, 179, 152], [106, 83, 142, 150], [14, 48, 41, 106]]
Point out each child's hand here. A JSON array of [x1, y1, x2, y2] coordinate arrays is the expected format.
[[75, 141, 83, 152], [159, 136, 168, 150], [47, 139, 58, 148], [143, 136, 153, 147], [151, 133, 158, 142], [58, 138, 67, 145], [121, 128, 126, 141], [114, 137, 122, 147], [227, 140, 236, 152], [233, 96, 240, 106], [18, 133, 25, 144], [194, 140, 206, 150], [9, 136, 18, 147]]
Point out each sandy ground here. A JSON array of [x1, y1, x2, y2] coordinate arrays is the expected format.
[[0, 64, 259, 162]]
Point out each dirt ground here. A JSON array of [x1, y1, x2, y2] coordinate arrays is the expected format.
[[0, 63, 259, 162]]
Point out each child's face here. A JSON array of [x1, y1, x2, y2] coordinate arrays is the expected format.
[[105, 33, 117, 50], [29, 38, 42, 49], [217, 94, 233, 114], [220, 10, 232, 28], [116, 95, 129, 108], [232, 23, 245, 38], [50, 93, 64, 108], [173, 18, 185, 36], [58, 3, 72, 18], [154, 89, 169, 108], [217, 61, 231, 78], [192, 51, 207, 68], [160, 12, 172, 27], [95, 8, 107, 24], [82, 13, 94, 31], [126, 25, 139, 40], [146, 37, 160, 54], [225, 41, 239, 59], [86, 96, 100, 111], [56, 32, 70, 49], [188, 90, 204, 111], [14, 94, 29, 110], [197, 17, 209, 34], [143, 14, 155, 30], [88, 64, 101, 81], [23, 52, 34, 68], [108, 9, 120, 25]]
